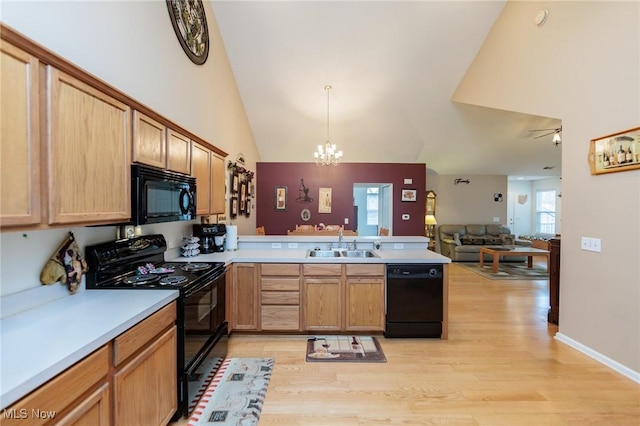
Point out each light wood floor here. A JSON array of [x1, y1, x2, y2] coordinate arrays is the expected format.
[[171, 263, 640, 425]]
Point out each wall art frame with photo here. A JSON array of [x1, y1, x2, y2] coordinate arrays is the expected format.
[[275, 186, 287, 211], [588, 126, 640, 175], [318, 187, 332, 213], [230, 197, 238, 218], [401, 188, 417, 202]]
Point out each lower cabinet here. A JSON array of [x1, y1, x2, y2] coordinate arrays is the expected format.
[[260, 264, 301, 331], [230, 263, 259, 330], [112, 302, 177, 426], [345, 264, 385, 331], [228, 262, 386, 333], [1, 302, 176, 426], [1, 345, 110, 426]]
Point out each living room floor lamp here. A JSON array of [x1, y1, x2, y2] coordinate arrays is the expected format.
[[425, 214, 437, 251]]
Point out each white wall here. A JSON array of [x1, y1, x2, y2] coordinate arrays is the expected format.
[[454, 1, 640, 375], [0, 1, 259, 296]]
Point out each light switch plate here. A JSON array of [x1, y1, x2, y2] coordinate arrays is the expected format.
[[404, 178, 413, 184], [581, 237, 601, 252]]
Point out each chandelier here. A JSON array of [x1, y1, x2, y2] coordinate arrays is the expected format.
[[314, 85, 343, 166]]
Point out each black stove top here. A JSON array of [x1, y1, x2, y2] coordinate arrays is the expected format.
[[85, 235, 224, 291]]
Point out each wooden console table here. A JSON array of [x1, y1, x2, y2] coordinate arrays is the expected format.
[[479, 246, 550, 274]]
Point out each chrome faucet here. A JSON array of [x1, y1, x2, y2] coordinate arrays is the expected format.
[[353, 239, 357, 250], [338, 227, 343, 248]]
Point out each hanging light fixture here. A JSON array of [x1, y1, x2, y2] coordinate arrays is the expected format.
[[552, 128, 562, 146], [314, 85, 343, 166]]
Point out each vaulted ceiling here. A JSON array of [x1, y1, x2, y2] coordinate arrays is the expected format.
[[211, 1, 562, 179]]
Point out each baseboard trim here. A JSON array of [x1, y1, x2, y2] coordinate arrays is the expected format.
[[555, 332, 640, 384]]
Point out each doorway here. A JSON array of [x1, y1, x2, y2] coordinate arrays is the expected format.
[[353, 183, 392, 236]]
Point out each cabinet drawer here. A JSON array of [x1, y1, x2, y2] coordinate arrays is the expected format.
[[113, 302, 176, 366], [2, 345, 109, 426], [261, 291, 300, 305], [261, 305, 300, 330], [261, 263, 300, 276], [346, 264, 385, 276], [303, 264, 342, 276], [261, 277, 300, 291]]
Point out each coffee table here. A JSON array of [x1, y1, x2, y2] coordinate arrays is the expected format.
[[479, 246, 550, 274]]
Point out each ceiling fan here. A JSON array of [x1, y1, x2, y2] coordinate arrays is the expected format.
[[528, 126, 562, 146]]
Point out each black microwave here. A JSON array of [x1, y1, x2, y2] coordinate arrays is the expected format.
[[131, 164, 196, 225]]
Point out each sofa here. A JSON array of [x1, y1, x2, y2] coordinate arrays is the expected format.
[[438, 224, 531, 262]]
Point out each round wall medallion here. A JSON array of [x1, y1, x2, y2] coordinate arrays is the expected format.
[[301, 208, 311, 222], [166, 0, 210, 65]]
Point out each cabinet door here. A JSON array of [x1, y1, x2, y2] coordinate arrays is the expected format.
[[167, 128, 191, 174], [210, 153, 226, 214], [55, 383, 110, 426], [132, 111, 166, 169], [0, 42, 41, 227], [303, 278, 341, 331], [191, 142, 212, 215], [113, 326, 177, 426], [47, 68, 130, 225], [231, 263, 259, 330], [345, 277, 385, 331]]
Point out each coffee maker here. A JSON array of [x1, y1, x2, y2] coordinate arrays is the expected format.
[[192, 224, 226, 253]]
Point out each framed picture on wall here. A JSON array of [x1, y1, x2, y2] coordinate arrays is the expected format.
[[401, 188, 417, 202], [230, 197, 238, 217], [231, 172, 239, 194], [275, 186, 287, 211], [240, 182, 247, 213], [245, 199, 251, 217], [318, 188, 332, 213], [588, 126, 640, 175]]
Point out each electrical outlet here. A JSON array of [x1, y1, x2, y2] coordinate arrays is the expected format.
[[344, 218, 349, 224], [271, 243, 282, 249], [493, 217, 500, 223], [581, 237, 601, 252], [393, 243, 404, 249], [288, 243, 298, 248]]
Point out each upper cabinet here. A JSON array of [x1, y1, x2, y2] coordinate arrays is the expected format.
[[132, 111, 166, 169], [167, 128, 191, 175], [0, 25, 227, 231], [0, 42, 41, 227], [133, 111, 192, 175], [47, 68, 131, 225], [192, 142, 226, 215]]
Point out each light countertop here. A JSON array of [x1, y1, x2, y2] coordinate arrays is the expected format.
[[0, 289, 178, 408]]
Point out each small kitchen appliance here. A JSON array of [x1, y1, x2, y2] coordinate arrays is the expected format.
[[192, 224, 226, 253], [85, 234, 227, 419]]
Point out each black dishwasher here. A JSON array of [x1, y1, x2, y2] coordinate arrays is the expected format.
[[384, 264, 443, 338]]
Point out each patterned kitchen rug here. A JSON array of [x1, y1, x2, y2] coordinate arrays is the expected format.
[[188, 356, 224, 414], [306, 336, 387, 363], [187, 357, 274, 426], [457, 262, 549, 280]]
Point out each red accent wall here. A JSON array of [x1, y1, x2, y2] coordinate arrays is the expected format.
[[256, 162, 426, 235]]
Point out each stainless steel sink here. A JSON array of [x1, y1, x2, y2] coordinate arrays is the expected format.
[[306, 250, 342, 257], [342, 250, 380, 258]]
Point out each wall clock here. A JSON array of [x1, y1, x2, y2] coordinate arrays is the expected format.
[[166, 0, 210, 65]]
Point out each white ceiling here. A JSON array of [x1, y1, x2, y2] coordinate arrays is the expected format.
[[211, 1, 562, 179]]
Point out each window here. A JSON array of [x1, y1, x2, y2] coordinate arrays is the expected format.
[[536, 189, 556, 234], [366, 187, 379, 225]]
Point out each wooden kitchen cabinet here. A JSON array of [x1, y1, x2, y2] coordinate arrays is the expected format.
[[345, 264, 385, 331], [112, 302, 177, 426], [260, 263, 301, 331], [303, 264, 342, 331], [191, 143, 226, 215], [167, 128, 191, 175], [1, 345, 111, 426], [210, 152, 226, 214], [132, 110, 166, 169], [0, 42, 41, 227], [231, 263, 260, 330], [46, 67, 131, 225]]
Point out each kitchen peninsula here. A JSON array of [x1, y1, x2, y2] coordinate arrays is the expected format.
[[170, 234, 450, 340]]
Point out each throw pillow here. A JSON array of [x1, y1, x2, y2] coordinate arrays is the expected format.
[[499, 233, 515, 245], [453, 232, 461, 246]]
